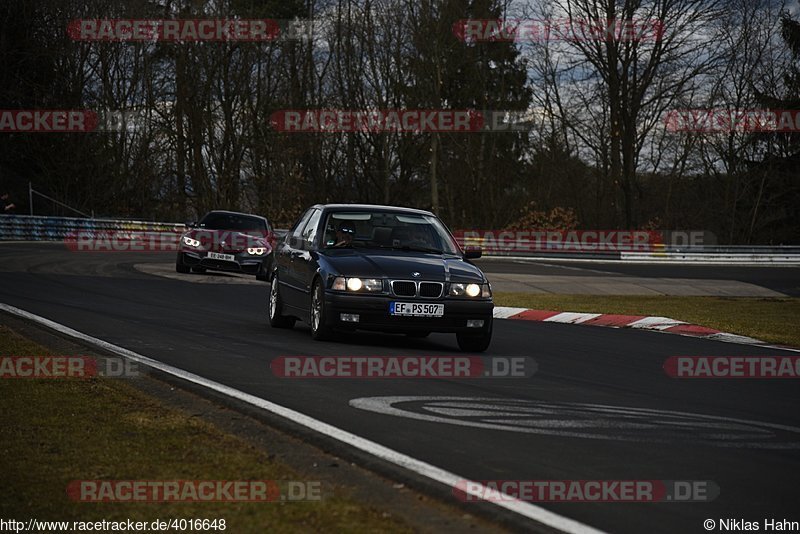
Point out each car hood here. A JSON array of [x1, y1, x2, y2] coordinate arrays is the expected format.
[[322, 249, 485, 283]]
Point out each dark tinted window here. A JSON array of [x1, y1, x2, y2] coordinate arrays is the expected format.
[[199, 213, 267, 233], [301, 209, 322, 248], [322, 210, 459, 254], [290, 209, 315, 239]]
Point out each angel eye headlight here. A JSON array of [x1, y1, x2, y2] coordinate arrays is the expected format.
[[247, 247, 266, 255], [182, 236, 201, 248]]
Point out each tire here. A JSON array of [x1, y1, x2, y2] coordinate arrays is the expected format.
[[256, 262, 269, 281], [268, 274, 295, 329], [406, 331, 431, 338], [456, 319, 493, 352], [175, 254, 190, 273], [310, 279, 333, 341]]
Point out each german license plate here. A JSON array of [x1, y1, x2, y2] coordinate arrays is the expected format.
[[390, 302, 444, 317], [208, 252, 235, 262]]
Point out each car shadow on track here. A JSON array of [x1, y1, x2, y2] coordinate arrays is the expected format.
[[263, 321, 468, 354]]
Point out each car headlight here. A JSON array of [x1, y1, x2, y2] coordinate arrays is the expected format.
[[332, 277, 383, 292], [247, 247, 266, 255], [182, 236, 200, 248], [449, 282, 490, 298]]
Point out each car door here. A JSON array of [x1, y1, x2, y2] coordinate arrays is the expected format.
[[294, 208, 323, 311], [277, 209, 314, 310]]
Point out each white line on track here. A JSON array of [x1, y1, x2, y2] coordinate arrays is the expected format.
[[0, 302, 606, 534]]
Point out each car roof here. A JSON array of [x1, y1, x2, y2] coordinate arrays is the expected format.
[[312, 203, 434, 216], [202, 210, 268, 222]]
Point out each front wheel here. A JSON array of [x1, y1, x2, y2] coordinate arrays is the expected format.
[[256, 258, 271, 281], [268, 274, 295, 329], [406, 331, 431, 338], [175, 254, 190, 274], [310, 279, 333, 341], [456, 319, 493, 352]]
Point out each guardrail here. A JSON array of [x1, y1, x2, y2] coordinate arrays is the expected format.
[[0, 214, 185, 242], [450, 236, 800, 264], [620, 249, 800, 264], [2, 215, 797, 264]]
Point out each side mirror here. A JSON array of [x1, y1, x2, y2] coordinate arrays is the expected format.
[[464, 246, 482, 259], [186, 221, 197, 228]]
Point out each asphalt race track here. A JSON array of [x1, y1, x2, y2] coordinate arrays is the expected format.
[[2, 242, 799, 533], [475, 258, 800, 296]]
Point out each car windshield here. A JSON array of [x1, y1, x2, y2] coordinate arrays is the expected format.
[[198, 213, 267, 234], [322, 210, 460, 255]]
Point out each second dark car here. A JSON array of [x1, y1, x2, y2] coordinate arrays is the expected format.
[[267, 204, 493, 352], [176, 210, 276, 279]]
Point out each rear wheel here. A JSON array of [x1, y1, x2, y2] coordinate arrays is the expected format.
[[310, 279, 333, 341], [268, 274, 295, 329], [456, 319, 493, 352]]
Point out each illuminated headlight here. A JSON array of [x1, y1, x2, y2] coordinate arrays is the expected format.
[[182, 236, 200, 248], [332, 277, 383, 292], [247, 247, 267, 255], [450, 283, 490, 297], [347, 277, 363, 291]]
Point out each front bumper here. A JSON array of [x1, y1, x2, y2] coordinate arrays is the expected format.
[[324, 292, 493, 334], [179, 250, 264, 275]]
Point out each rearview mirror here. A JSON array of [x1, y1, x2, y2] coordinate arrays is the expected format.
[[464, 246, 482, 259]]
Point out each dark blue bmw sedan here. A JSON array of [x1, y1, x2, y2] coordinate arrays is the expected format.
[[267, 204, 493, 352]]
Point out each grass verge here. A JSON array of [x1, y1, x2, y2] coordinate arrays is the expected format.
[[0, 325, 409, 533], [493, 294, 800, 348]]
